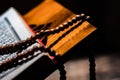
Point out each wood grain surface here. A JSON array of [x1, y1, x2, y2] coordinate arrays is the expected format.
[[24, 0, 96, 55]]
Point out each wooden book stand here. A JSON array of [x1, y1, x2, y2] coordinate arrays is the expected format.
[[0, 0, 96, 80]]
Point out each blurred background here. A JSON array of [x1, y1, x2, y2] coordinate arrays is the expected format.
[[0, 0, 120, 80]]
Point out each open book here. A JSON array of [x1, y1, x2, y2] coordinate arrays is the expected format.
[[0, 7, 32, 45], [0, 7, 47, 80]]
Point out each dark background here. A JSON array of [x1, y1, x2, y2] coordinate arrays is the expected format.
[[0, 0, 120, 55]]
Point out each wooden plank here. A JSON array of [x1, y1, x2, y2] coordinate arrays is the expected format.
[[24, 0, 74, 28], [24, 0, 96, 56]]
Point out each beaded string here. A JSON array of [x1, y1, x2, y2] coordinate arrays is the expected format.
[[48, 14, 90, 48], [0, 14, 93, 80], [0, 13, 88, 55], [0, 45, 43, 73], [0, 45, 60, 73], [89, 54, 96, 80], [43, 47, 67, 80], [0, 37, 37, 55]]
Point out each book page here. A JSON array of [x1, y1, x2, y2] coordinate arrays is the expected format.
[[0, 7, 38, 79], [0, 7, 32, 46], [0, 17, 20, 46]]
